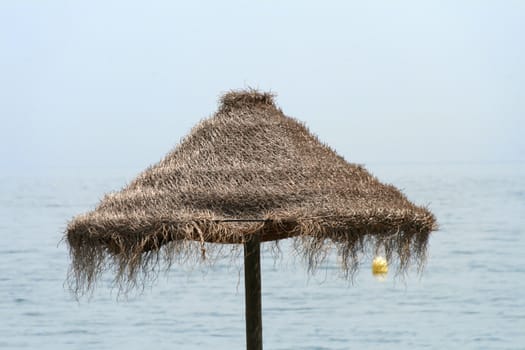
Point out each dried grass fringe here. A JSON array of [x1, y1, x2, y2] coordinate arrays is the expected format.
[[67, 223, 430, 297]]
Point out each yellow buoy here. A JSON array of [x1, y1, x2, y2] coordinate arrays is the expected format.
[[372, 256, 388, 275]]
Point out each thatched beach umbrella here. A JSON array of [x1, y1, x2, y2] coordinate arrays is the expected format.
[[66, 90, 437, 350]]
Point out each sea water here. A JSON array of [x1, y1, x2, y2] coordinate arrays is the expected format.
[[1, 163, 524, 350]]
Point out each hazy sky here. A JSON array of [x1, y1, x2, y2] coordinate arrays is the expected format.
[[1, 1, 524, 175]]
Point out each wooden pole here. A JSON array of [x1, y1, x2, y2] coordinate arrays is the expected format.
[[244, 234, 262, 350]]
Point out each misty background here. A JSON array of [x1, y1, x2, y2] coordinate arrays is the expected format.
[[1, 1, 524, 176]]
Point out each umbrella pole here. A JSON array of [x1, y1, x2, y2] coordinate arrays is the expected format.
[[244, 234, 262, 350]]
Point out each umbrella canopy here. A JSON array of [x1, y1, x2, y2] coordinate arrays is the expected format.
[[66, 89, 437, 293]]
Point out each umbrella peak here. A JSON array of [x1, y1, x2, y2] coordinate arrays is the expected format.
[[219, 89, 276, 111]]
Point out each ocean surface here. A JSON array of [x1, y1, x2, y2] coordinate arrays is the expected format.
[[1, 162, 524, 350]]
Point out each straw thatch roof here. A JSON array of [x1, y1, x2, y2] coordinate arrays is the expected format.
[[66, 89, 437, 293]]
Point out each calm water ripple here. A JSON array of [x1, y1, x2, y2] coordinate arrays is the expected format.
[[1, 163, 524, 349]]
